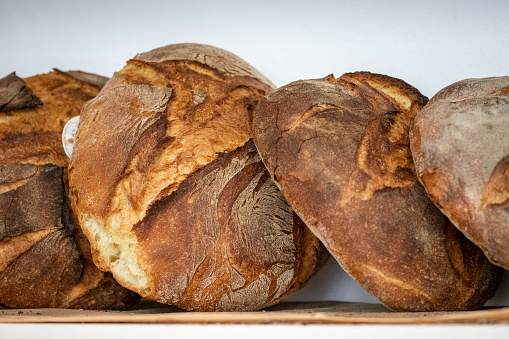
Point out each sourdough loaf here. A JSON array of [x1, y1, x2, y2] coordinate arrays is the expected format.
[[253, 72, 502, 311], [69, 43, 327, 312], [0, 71, 139, 309], [411, 76, 509, 270]]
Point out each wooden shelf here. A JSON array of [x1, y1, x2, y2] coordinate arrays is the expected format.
[[1, 300, 509, 325]]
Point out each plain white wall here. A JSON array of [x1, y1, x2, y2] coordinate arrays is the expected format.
[[1, 0, 509, 306]]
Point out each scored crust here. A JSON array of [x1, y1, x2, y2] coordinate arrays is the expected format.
[[410, 76, 509, 269], [69, 43, 326, 311], [0, 164, 139, 309], [253, 72, 502, 311]]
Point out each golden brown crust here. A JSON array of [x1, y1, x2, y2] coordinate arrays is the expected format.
[[71, 84, 172, 218], [410, 76, 509, 270], [70, 43, 325, 311], [0, 70, 104, 167], [253, 72, 502, 311]]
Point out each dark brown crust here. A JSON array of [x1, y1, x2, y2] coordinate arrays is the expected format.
[[65, 276, 140, 310], [59, 69, 109, 89], [411, 76, 509, 270], [0, 164, 139, 309], [0, 165, 63, 240], [253, 72, 502, 311], [0, 73, 42, 113], [133, 140, 326, 311], [0, 228, 82, 308]]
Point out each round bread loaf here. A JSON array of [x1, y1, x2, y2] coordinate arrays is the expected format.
[[68, 43, 327, 312], [0, 71, 139, 309], [253, 72, 502, 311], [411, 76, 509, 270]]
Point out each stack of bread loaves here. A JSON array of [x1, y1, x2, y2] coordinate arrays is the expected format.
[[4, 42, 506, 312], [0, 70, 139, 309], [69, 44, 508, 312]]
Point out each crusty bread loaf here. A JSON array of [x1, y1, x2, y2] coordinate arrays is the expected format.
[[0, 71, 139, 309], [253, 72, 502, 311], [69, 43, 327, 312], [411, 76, 509, 270]]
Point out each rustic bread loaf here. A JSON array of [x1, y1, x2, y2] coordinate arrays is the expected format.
[[411, 76, 509, 270], [69, 43, 327, 312], [0, 71, 139, 309], [253, 72, 502, 311]]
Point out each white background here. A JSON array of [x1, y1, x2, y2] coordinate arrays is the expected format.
[[1, 0, 509, 322]]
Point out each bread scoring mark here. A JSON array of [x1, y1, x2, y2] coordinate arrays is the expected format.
[[338, 72, 428, 112], [336, 75, 425, 202], [0, 229, 52, 271], [482, 154, 509, 207], [368, 83, 413, 111], [61, 261, 104, 307], [280, 104, 344, 135], [134, 43, 276, 88], [185, 63, 224, 81], [0, 164, 38, 195], [111, 61, 256, 226]]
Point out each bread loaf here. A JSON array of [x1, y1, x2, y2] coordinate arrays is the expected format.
[[69, 43, 327, 312], [253, 72, 502, 311], [411, 76, 509, 270], [0, 71, 139, 309]]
